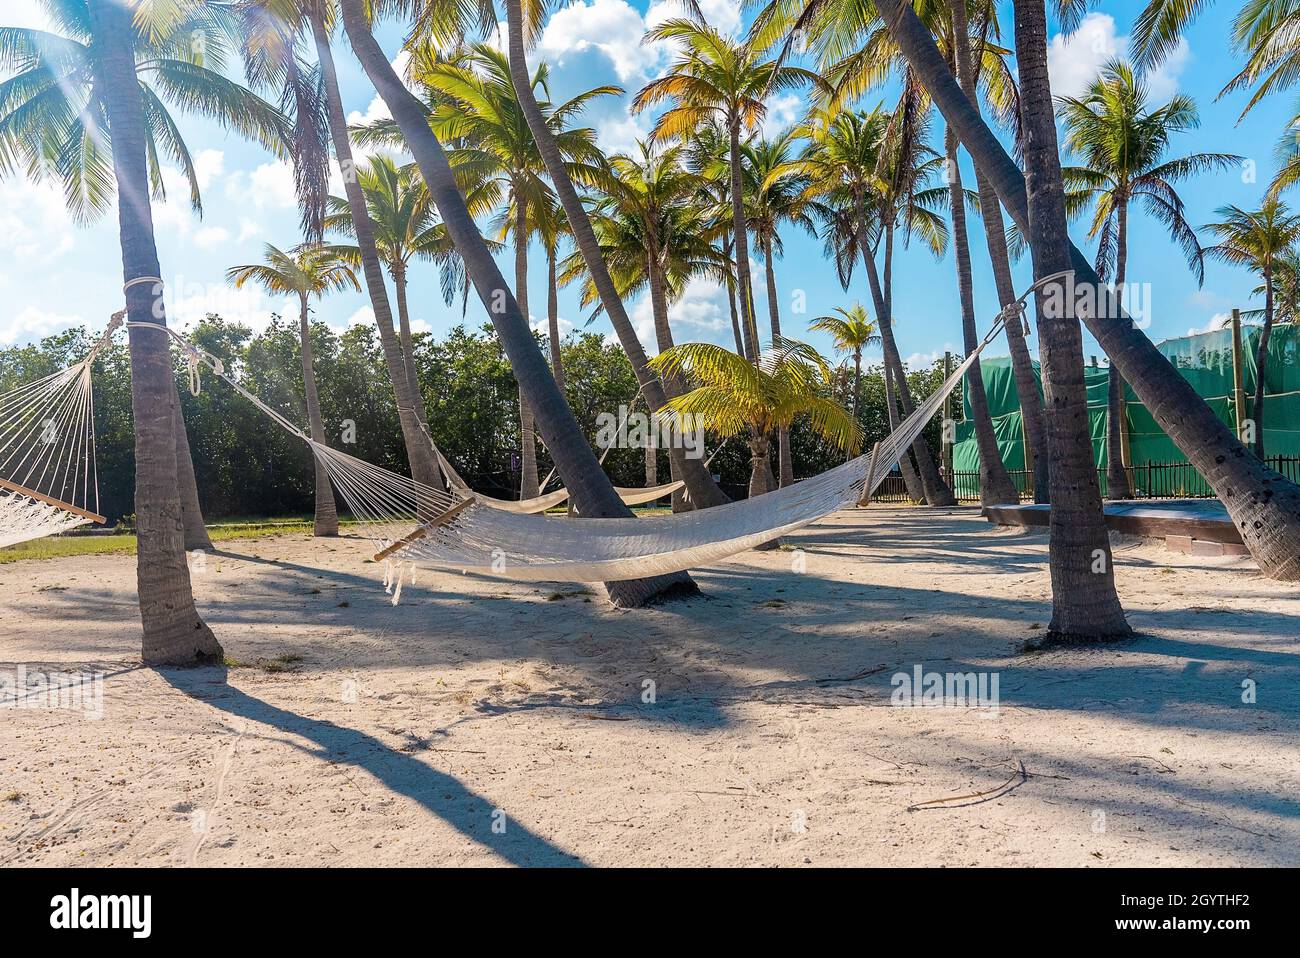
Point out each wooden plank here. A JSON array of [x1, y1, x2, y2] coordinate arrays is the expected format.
[[372, 497, 475, 562], [0, 476, 105, 524]]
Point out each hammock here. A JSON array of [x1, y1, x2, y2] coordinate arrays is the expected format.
[[0, 315, 120, 549], [135, 270, 1052, 586]]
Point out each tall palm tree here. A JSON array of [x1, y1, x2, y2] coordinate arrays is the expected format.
[[323, 155, 478, 445], [795, 107, 926, 502], [336, 0, 699, 606], [492, 0, 730, 511], [1201, 199, 1300, 457], [742, 129, 818, 486], [635, 19, 824, 377], [810, 303, 880, 458], [0, 0, 286, 552], [419, 42, 616, 498], [1058, 60, 1240, 497], [863, 105, 959, 505], [651, 338, 861, 496], [865, 0, 1132, 639], [227, 243, 358, 535], [242, 0, 443, 501], [78, 0, 229, 663]]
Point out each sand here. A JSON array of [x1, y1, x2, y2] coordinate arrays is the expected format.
[[1, 505, 1297, 867]]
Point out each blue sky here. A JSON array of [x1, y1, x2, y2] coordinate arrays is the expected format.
[[0, 1, 1292, 372]]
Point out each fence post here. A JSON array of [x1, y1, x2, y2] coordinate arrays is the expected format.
[[1231, 308, 1246, 443]]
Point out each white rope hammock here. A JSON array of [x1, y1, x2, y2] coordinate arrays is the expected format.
[[0, 315, 120, 549], [133, 268, 1054, 586]]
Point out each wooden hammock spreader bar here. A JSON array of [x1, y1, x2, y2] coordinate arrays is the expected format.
[[0, 476, 106, 525], [372, 497, 475, 562], [857, 441, 883, 507]]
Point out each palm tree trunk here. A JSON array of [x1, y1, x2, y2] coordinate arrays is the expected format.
[[878, 0, 1300, 583], [88, 0, 221, 666], [173, 407, 212, 550], [748, 434, 777, 497], [944, 124, 1020, 505], [338, 0, 695, 606], [646, 435, 657, 486], [309, 11, 441, 501], [1106, 205, 1134, 498], [884, 0, 1126, 637], [547, 245, 565, 392], [723, 234, 747, 354], [647, 251, 692, 513], [883, 358, 927, 502], [849, 351, 863, 463], [499, 0, 729, 513], [728, 119, 763, 362], [298, 293, 339, 535], [863, 227, 955, 504], [514, 192, 539, 500], [1253, 262, 1273, 458], [762, 235, 795, 487], [392, 263, 431, 434], [947, 0, 1049, 504]]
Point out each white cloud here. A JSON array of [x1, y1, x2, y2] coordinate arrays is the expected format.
[[1047, 12, 1189, 102], [193, 149, 225, 191], [540, 0, 667, 83], [596, 108, 653, 154], [225, 160, 297, 211], [0, 177, 75, 264], [1187, 313, 1229, 336], [629, 277, 734, 353], [342, 305, 377, 331], [194, 226, 230, 250], [0, 306, 84, 346], [904, 345, 959, 368]]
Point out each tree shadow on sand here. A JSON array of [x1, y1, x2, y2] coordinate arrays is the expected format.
[[160, 667, 586, 867]]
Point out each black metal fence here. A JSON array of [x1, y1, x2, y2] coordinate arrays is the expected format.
[[871, 455, 1300, 503]]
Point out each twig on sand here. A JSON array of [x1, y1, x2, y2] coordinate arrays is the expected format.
[[907, 760, 1028, 812]]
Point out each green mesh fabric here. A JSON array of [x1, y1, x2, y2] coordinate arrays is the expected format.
[[950, 324, 1300, 484]]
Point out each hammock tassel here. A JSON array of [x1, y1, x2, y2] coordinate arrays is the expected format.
[[391, 564, 405, 606]]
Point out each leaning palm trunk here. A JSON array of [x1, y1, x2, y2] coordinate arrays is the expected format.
[[723, 234, 748, 355], [88, 0, 221, 665], [391, 263, 431, 434], [309, 13, 441, 500], [878, 0, 1300, 582], [500, 0, 728, 512], [761, 236, 794, 487], [1106, 211, 1134, 498], [862, 230, 953, 504], [646, 257, 691, 512], [338, 0, 694, 606], [944, 125, 1020, 505], [947, 0, 1050, 503], [297, 293, 339, 535], [546, 246, 565, 392], [883, 360, 928, 502], [513, 195, 539, 499]]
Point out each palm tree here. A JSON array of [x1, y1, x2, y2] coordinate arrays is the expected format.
[[866, 0, 1130, 639], [419, 43, 616, 498], [323, 155, 476, 445], [742, 129, 818, 486], [635, 19, 824, 376], [227, 244, 358, 535], [493, 0, 731, 511], [810, 303, 880, 457], [242, 0, 443, 502], [336, 0, 699, 606], [1058, 60, 1240, 497], [0, 0, 286, 553], [77, 0, 229, 663], [1201, 199, 1300, 457], [875, 0, 1300, 588], [795, 107, 926, 503], [650, 338, 861, 497]]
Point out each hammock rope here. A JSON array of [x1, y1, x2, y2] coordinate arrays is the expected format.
[[0, 311, 122, 548]]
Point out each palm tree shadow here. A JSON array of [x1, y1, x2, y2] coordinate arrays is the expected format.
[[160, 667, 585, 867]]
